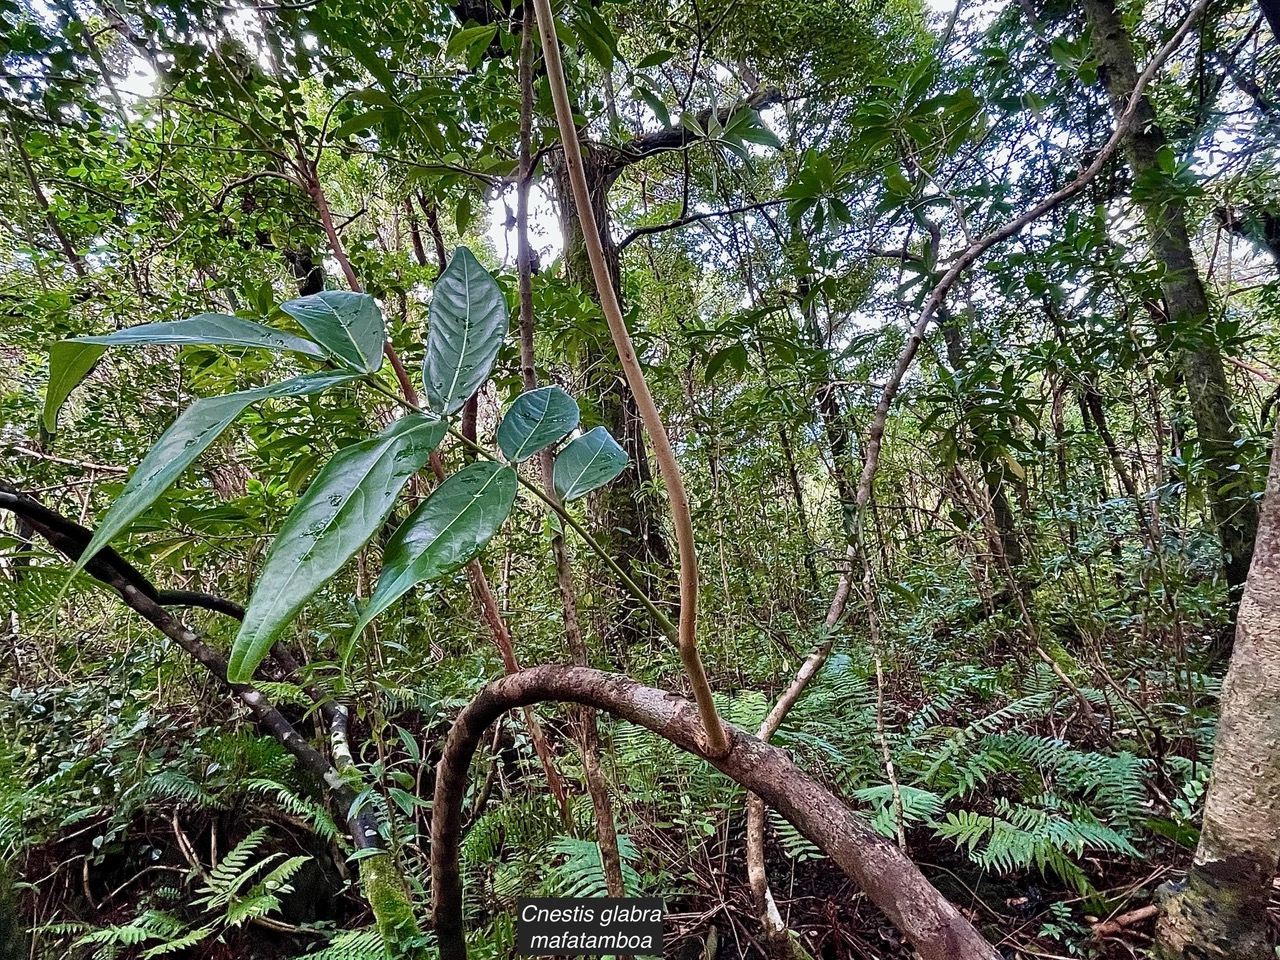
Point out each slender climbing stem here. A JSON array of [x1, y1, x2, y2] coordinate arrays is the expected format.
[[530, 0, 728, 756]]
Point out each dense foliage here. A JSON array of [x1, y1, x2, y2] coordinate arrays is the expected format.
[[2, 0, 1279, 955]]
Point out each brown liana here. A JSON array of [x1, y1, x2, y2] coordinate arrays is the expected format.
[[530, 0, 729, 758]]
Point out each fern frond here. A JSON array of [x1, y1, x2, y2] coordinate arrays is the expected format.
[[139, 926, 216, 957], [541, 834, 642, 898], [766, 808, 823, 862], [287, 927, 384, 960], [135, 768, 223, 809], [245, 777, 340, 841]]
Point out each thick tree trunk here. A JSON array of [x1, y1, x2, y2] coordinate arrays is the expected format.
[[1155, 422, 1280, 959], [431, 666, 1001, 960], [551, 155, 673, 640], [1083, 0, 1258, 618], [517, 12, 626, 895]]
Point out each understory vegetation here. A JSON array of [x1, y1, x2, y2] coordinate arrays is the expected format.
[[1, 0, 1279, 956]]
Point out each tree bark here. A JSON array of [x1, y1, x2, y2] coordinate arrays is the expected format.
[[1083, 0, 1258, 620], [517, 4, 626, 898], [430, 666, 1000, 960], [551, 154, 674, 641], [1155, 421, 1280, 959]]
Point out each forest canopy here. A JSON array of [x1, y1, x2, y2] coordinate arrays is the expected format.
[[1, 0, 1280, 956]]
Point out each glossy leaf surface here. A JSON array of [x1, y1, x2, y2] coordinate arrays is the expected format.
[[228, 413, 446, 682], [280, 292, 385, 373], [352, 461, 517, 635], [43, 316, 326, 432], [422, 246, 508, 415], [75, 315, 326, 357], [495, 386, 580, 462], [553, 427, 628, 501], [76, 371, 361, 573]]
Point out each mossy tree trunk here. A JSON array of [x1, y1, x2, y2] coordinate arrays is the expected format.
[[1083, 0, 1258, 626], [552, 153, 674, 645]]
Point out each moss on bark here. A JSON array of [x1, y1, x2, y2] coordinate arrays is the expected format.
[[360, 852, 424, 958]]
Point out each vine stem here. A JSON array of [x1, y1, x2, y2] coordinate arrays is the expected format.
[[529, 0, 728, 757]]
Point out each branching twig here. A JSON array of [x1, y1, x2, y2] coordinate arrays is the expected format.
[[618, 200, 783, 252], [851, 0, 1211, 511]]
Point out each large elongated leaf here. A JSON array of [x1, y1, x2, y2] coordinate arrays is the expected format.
[[227, 413, 447, 682], [74, 315, 326, 356], [42, 316, 326, 434], [280, 292, 385, 373], [495, 386, 580, 462], [423, 246, 508, 415], [75, 372, 361, 573], [352, 461, 517, 636], [43, 341, 106, 433], [553, 427, 628, 501]]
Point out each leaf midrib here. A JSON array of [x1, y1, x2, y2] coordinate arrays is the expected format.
[[441, 256, 475, 411], [560, 434, 613, 498], [239, 419, 433, 655]]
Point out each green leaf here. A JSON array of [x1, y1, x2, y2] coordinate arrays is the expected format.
[[43, 313, 326, 433], [228, 413, 447, 683], [678, 111, 705, 137], [496, 386, 580, 462], [340, 31, 398, 92], [331, 108, 392, 140], [423, 246, 509, 416], [75, 371, 360, 574], [73, 315, 326, 357], [705, 343, 748, 381], [553, 427, 628, 500], [351, 461, 517, 636], [635, 49, 675, 68], [279, 292, 385, 374], [43, 340, 106, 433], [636, 87, 671, 129], [739, 117, 783, 150], [446, 23, 497, 60], [574, 7, 616, 69]]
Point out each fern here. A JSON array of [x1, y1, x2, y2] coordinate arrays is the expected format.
[[289, 928, 386, 960], [195, 827, 311, 926], [134, 768, 224, 809], [245, 777, 340, 841], [202, 828, 271, 900], [932, 799, 1137, 894], [766, 808, 822, 863], [74, 910, 212, 959], [541, 834, 642, 898], [139, 926, 217, 958], [852, 784, 944, 838]]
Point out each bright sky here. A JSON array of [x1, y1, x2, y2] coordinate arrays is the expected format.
[[486, 183, 562, 269]]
